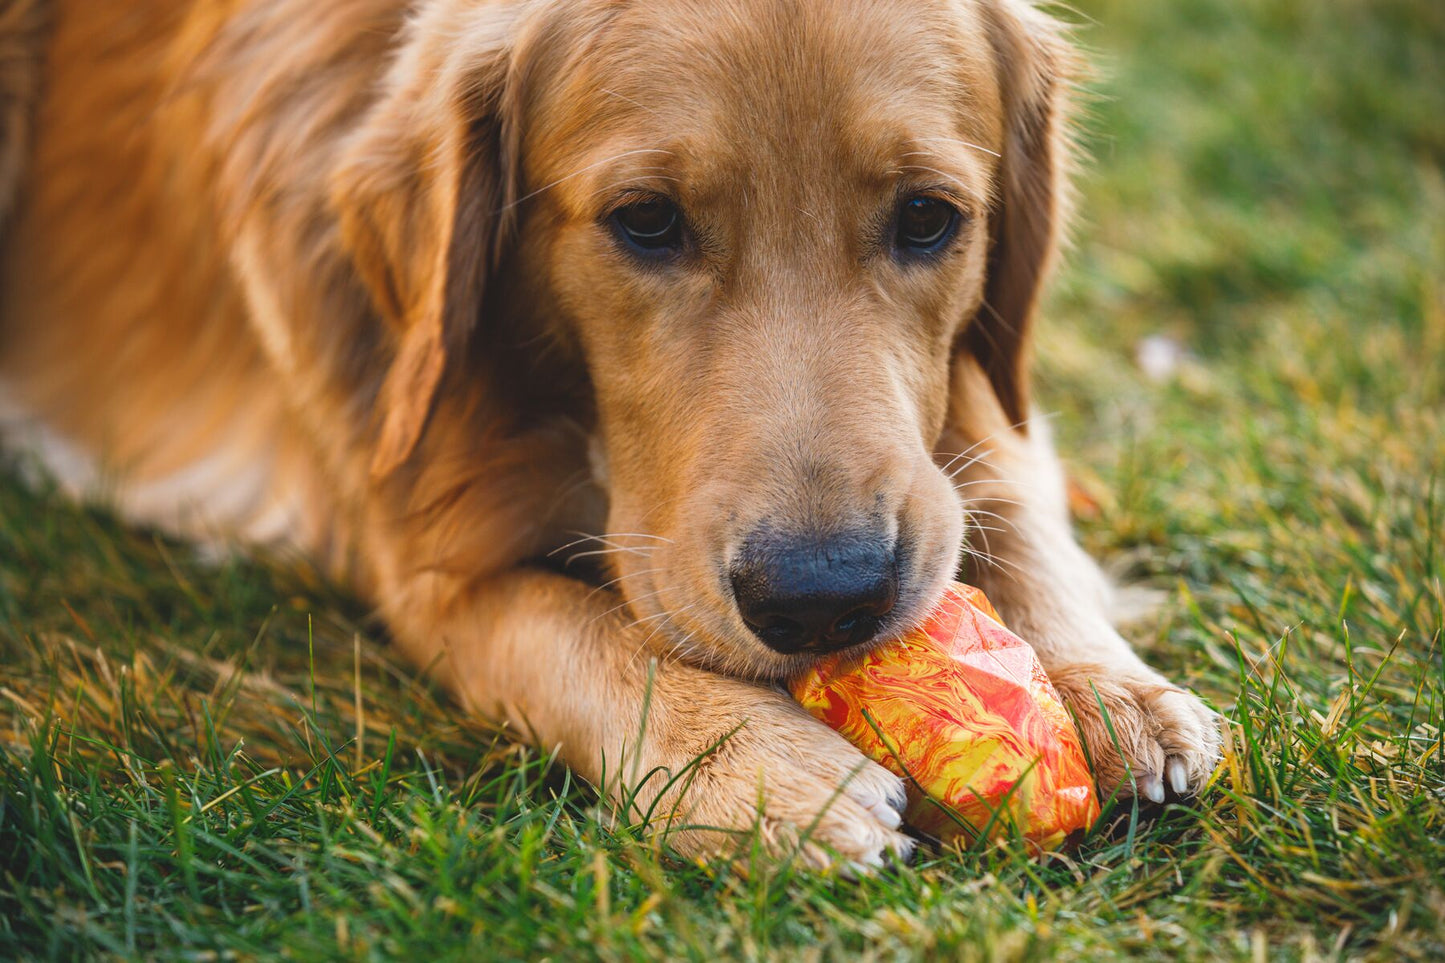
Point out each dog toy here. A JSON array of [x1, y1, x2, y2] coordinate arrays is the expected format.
[[790, 582, 1099, 849]]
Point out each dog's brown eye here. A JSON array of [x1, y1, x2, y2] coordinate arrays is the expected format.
[[895, 196, 960, 255], [611, 197, 684, 254]]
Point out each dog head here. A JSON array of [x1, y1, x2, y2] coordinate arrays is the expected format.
[[336, 0, 1074, 679]]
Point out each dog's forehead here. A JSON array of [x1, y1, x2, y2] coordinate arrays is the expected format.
[[526, 0, 1003, 209], [602, 0, 996, 117]]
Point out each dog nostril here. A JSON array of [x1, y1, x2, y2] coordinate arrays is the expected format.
[[747, 616, 807, 649], [729, 529, 899, 654], [824, 608, 882, 646], [823, 578, 898, 645]]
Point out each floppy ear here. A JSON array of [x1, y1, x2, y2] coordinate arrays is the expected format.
[[331, 6, 522, 478], [965, 0, 1076, 429]]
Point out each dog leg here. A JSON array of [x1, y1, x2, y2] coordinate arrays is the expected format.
[[376, 564, 914, 870], [939, 358, 1221, 802]]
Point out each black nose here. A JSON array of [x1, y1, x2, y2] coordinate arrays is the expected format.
[[729, 530, 899, 653]]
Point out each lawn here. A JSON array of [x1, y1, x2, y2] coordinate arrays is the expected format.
[[3, 0, 1443, 959]]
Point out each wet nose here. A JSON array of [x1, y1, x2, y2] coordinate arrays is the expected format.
[[729, 530, 899, 653]]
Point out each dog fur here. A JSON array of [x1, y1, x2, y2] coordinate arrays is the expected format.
[[0, 0, 1220, 867]]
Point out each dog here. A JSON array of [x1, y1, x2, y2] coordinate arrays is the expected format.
[[0, 0, 1220, 868]]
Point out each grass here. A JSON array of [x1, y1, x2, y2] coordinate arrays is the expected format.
[[3, 0, 1443, 958]]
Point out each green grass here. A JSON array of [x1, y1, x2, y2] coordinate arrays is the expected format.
[[3, 0, 1444, 958]]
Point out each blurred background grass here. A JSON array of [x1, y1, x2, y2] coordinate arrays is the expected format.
[[2, 0, 1443, 959]]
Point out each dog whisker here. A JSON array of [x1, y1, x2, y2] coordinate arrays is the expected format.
[[893, 163, 989, 206], [954, 491, 1030, 514], [934, 442, 989, 464], [946, 449, 998, 480], [638, 604, 699, 647], [552, 530, 672, 553], [660, 630, 701, 670], [590, 584, 672, 630], [962, 507, 1019, 532], [934, 443, 991, 477], [625, 607, 685, 630], [550, 533, 608, 556], [935, 437, 1000, 475], [623, 604, 699, 674], [598, 561, 661, 581], [499, 148, 678, 212], [936, 413, 1052, 463], [963, 514, 1000, 577], [962, 545, 1026, 583], [550, 531, 674, 567], [936, 412, 1056, 485], [909, 135, 1002, 159], [563, 545, 656, 564], [951, 478, 1029, 498], [585, 170, 682, 200], [587, 566, 664, 598], [600, 87, 662, 118], [639, 604, 695, 647], [619, 591, 691, 633], [561, 531, 673, 565]]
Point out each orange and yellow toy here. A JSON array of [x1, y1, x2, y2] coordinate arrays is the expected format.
[[790, 582, 1099, 849]]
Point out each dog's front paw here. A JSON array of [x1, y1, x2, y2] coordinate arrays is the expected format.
[[1048, 662, 1222, 804], [641, 682, 914, 872]]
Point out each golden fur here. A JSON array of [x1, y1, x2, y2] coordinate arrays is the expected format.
[[0, 0, 44, 229], [0, 0, 1219, 866]]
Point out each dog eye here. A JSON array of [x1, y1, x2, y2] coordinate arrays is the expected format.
[[895, 196, 961, 255], [611, 197, 684, 254]]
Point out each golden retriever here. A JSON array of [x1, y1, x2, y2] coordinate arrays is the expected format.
[[0, 0, 1220, 867]]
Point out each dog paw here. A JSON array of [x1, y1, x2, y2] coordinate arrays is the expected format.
[[1047, 662, 1222, 803], [640, 683, 914, 872]]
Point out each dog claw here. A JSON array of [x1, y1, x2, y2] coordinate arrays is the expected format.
[[833, 833, 913, 879], [869, 803, 903, 829], [1166, 758, 1189, 796], [1140, 772, 1165, 804], [884, 780, 908, 814]]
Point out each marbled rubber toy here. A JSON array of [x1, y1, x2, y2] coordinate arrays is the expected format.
[[790, 583, 1100, 849]]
